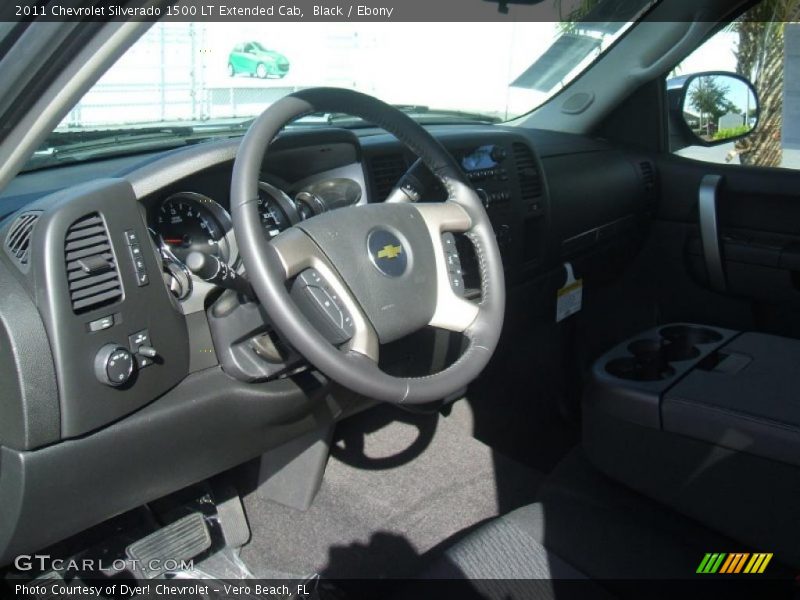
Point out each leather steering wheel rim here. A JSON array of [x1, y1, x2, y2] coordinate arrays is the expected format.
[[231, 88, 505, 404]]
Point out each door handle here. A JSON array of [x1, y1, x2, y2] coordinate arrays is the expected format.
[[698, 174, 726, 292]]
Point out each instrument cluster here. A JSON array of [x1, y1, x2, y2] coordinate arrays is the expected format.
[[149, 177, 362, 283]]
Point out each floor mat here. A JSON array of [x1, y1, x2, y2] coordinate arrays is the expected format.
[[238, 405, 544, 579]]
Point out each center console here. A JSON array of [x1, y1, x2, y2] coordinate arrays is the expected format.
[[584, 324, 800, 568]]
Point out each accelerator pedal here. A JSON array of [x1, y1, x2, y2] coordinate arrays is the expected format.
[[125, 512, 211, 578]]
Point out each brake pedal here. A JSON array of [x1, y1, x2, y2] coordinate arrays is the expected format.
[[126, 512, 211, 578]]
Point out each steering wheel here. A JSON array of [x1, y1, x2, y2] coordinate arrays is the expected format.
[[230, 88, 505, 404]]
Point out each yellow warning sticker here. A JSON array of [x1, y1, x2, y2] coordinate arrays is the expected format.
[[556, 263, 583, 322]]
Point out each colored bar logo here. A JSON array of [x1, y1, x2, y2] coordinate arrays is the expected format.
[[696, 552, 773, 574]]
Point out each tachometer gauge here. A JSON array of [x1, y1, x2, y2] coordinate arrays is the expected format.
[[155, 193, 234, 265]]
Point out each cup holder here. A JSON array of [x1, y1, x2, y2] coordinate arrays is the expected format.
[[659, 325, 723, 346], [606, 340, 677, 381], [662, 342, 701, 362], [605, 325, 724, 381], [628, 339, 662, 356], [627, 338, 700, 362]]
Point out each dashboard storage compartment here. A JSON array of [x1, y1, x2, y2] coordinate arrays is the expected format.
[[584, 324, 800, 568]]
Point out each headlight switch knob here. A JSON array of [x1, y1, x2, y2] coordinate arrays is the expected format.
[[94, 344, 135, 387]]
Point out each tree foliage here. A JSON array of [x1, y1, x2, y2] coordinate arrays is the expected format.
[[688, 77, 732, 125]]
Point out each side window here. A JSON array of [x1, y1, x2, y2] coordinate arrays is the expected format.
[[670, 4, 800, 168]]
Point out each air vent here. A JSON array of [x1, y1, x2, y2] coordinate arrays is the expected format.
[[639, 161, 655, 191], [369, 153, 407, 201], [512, 142, 543, 201], [64, 213, 122, 314], [4, 211, 40, 270]]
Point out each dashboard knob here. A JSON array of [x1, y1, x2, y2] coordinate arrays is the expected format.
[[94, 344, 135, 387]]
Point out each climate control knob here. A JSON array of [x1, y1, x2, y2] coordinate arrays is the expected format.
[[94, 344, 135, 387]]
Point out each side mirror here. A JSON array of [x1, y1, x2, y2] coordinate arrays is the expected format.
[[667, 71, 759, 150]]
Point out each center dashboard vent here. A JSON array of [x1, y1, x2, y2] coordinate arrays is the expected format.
[[65, 212, 122, 314], [4, 211, 40, 270], [512, 142, 544, 202], [369, 153, 408, 201]]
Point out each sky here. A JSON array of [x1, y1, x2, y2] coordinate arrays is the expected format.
[[676, 31, 738, 74]]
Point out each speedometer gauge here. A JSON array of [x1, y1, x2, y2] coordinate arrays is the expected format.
[[155, 193, 234, 266]]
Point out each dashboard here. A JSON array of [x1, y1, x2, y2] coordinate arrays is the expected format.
[[0, 122, 656, 565], [0, 123, 654, 439]]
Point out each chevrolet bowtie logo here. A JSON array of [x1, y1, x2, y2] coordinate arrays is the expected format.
[[377, 244, 403, 260]]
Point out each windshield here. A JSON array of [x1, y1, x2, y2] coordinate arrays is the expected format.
[[25, 8, 651, 171]]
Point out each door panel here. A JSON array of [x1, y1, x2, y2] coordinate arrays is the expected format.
[[649, 154, 800, 338]]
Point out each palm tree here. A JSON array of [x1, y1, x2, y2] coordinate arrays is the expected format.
[[732, 1, 800, 166]]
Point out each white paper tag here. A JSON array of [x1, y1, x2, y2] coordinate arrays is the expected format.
[[556, 262, 583, 323]]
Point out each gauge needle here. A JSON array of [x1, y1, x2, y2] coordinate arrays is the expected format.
[[163, 238, 185, 245]]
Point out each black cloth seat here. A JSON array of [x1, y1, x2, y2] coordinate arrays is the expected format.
[[421, 501, 615, 600], [417, 448, 763, 599]]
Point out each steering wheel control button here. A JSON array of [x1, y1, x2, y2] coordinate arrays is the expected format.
[[442, 233, 465, 297], [368, 229, 408, 278], [291, 269, 354, 345], [88, 314, 115, 332], [95, 344, 135, 387]]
